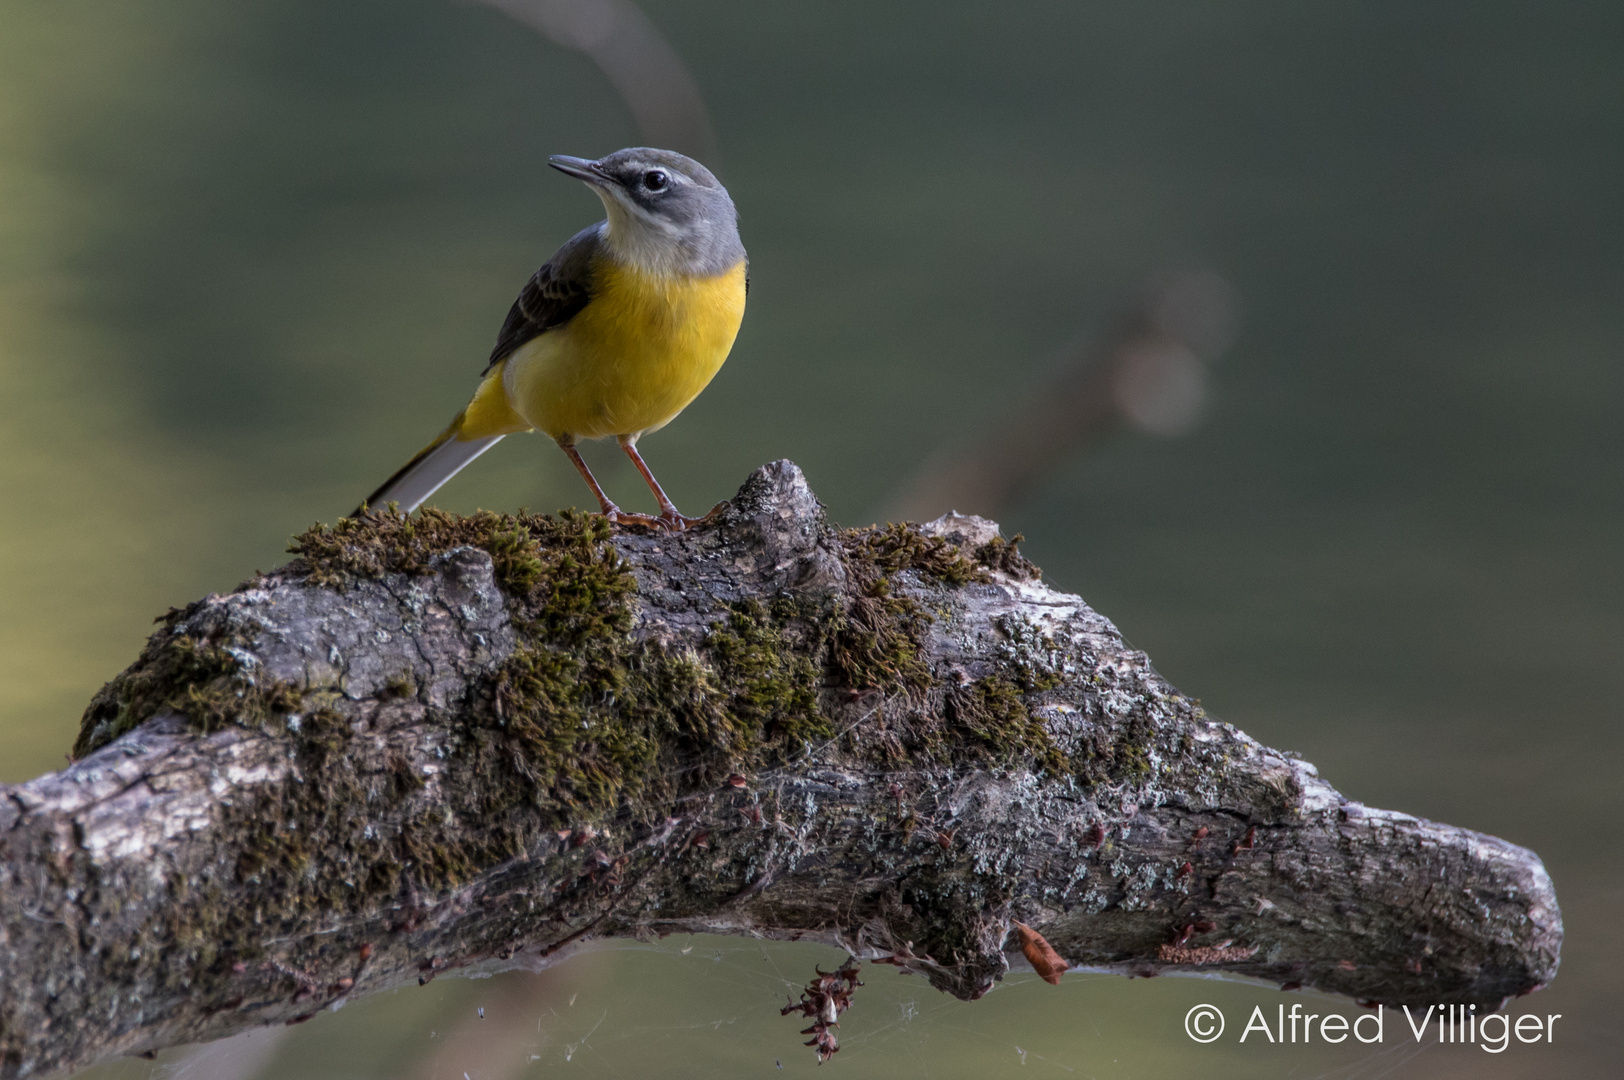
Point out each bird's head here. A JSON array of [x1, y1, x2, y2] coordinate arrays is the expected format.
[[549, 148, 743, 277]]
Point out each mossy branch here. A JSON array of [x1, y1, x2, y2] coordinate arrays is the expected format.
[[0, 462, 1560, 1077]]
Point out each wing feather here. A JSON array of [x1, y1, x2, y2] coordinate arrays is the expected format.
[[484, 222, 603, 372]]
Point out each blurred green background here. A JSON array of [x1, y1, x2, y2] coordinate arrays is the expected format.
[[1, 1, 1619, 1077]]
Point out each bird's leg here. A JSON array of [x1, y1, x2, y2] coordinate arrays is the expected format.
[[556, 439, 658, 528], [619, 438, 726, 531]]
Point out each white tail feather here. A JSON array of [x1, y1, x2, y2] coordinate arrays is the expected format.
[[362, 435, 504, 514]]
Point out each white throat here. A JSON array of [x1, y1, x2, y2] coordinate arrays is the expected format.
[[595, 189, 686, 277]]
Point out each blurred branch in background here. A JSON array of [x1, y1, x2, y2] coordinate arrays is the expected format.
[[468, 0, 717, 162], [882, 269, 1240, 524]]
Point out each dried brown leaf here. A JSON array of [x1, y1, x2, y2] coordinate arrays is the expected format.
[[1013, 922, 1068, 985]]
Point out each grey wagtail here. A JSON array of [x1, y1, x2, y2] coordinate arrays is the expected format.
[[357, 147, 746, 530]]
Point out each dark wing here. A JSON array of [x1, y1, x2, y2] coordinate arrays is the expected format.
[[483, 222, 602, 373]]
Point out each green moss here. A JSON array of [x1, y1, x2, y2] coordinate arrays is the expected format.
[[288, 511, 840, 852], [72, 507, 1091, 1014], [500, 511, 634, 641], [826, 525, 1064, 772], [971, 533, 1040, 581], [223, 721, 399, 950], [843, 522, 990, 586], [1075, 713, 1158, 785], [840, 521, 1039, 584], [826, 524, 1037, 700], [484, 597, 835, 823], [74, 633, 304, 757], [488, 642, 654, 813], [86, 513, 1042, 772], [455, 509, 658, 820], [703, 601, 832, 753], [98, 876, 237, 994], [828, 570, 933, 696], [828, 525, 950, 696], [287, 505, 599, 595], [381, 672, 418, 700], [944, 676, 1066, 773]]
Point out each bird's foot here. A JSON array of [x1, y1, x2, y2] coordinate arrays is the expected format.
[[601, 506, 663, 530], [653, 501, 730, 532], [600, 502, 728, 532]]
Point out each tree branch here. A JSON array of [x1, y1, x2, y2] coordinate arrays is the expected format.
[[0, 462, 1561, 1077]]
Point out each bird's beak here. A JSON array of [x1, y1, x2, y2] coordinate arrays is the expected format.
[[549, 155, 613, 186]]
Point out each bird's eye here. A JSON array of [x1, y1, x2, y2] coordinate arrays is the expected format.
[[643, 170, 669, 192]]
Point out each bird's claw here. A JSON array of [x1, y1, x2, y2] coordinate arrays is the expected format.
[[654, 501, 730, 532], [602, 501, 729, 532], [601, 506, 662, 530]]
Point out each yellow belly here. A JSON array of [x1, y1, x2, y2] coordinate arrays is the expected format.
[[489, 259, 747, 442]]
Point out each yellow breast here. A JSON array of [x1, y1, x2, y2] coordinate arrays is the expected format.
[[500, 258, 747, 442]]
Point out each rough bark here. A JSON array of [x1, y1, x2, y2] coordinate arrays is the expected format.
[[0, 461, 1561, 1077]]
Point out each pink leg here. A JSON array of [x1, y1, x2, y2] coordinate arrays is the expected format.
[[619, 439, 725, 531], [556, 439, 658, 527]]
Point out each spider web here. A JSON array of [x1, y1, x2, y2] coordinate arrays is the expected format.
[[74, 935, 1461, 1080]]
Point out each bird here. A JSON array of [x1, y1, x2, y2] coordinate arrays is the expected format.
[[355, 147, 747, 530]]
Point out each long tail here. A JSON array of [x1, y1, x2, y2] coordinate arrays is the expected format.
[[353, 412, 504, 516]]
